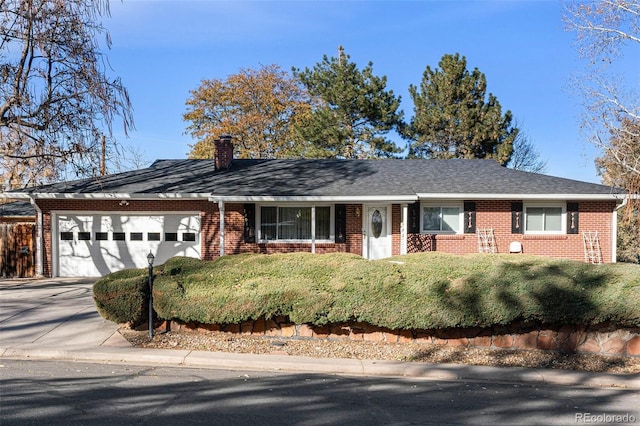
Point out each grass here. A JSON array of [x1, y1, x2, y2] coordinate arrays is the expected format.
[[94, 252, 640, 330]]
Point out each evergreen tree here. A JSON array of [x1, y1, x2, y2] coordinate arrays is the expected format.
[[407, 53, 517, 165], [293, 47, 404, 158]]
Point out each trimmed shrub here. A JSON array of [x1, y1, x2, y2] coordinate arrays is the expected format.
[[96, 253, 640, 331], [93, 268, 149, 326]]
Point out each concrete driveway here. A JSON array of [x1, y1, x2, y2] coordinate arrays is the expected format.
[[0, 278, 120, 351]]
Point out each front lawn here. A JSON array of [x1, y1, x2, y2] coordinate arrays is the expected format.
[[94, 252, 640, 330]]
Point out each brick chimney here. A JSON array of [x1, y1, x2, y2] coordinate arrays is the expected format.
[[214, 135, 234, 170]]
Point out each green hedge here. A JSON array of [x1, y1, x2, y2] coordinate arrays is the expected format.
[[93, 268, 149, 326], [94, 253, 640, 330]]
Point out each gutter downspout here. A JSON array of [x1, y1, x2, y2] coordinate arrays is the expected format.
[[612, 197, 628, 263], [218, 200, 225, 256], [28, 196, 44, 277]]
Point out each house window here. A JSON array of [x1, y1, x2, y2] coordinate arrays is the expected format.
[[525, 206, 563, 233], [113, 232, 126, 241], [148, 232, 161, 241], [165, 232, 178, 242], [95, 232, 108, 241], [421, 205, 461, 233], [130, 232, 143, 241], [78, 232, 91, 241], [259, 206, 331, 241], [60, 232, 73, 241], [182, 232, 196, 242]]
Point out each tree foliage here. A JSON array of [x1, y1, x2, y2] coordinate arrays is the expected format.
[[0, 0, 133, 189], [564, 0, 639, 180], [184, 64, 311, 159], [596, 118, 640, 263], [406, 53, 517, 166], [293, 47, 404, 159]]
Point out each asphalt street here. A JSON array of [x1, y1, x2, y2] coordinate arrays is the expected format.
[[2, 359, 639, 426]]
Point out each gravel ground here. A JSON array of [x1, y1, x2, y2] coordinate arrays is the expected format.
[[121, 329, 640, 374]]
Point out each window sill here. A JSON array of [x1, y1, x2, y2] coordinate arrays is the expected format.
[[523, 234, 568, 240], [258, 241, 335, 245]]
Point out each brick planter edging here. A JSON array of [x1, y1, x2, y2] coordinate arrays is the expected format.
[[163, 318, 640, 358]]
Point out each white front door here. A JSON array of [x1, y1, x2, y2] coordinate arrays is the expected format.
[[363, 205, 391, 260]]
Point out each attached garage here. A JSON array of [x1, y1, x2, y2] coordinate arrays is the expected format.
[[53, 212, 201, 277]]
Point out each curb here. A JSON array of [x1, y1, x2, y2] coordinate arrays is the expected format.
[[1, 346, 639, 390]]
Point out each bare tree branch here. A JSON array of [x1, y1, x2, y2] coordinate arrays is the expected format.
[[0, 0, 134, 190]]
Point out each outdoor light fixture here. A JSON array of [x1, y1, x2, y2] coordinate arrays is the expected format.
[[147, 251, 155, 339]]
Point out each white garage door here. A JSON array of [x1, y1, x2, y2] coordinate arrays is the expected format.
[[55, 213, 201, 277]]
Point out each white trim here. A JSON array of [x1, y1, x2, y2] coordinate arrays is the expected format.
[[5, 192, 631, 202], [52, 212, 59, 277], [613, 197, 629, 263], [51, 210, 201, 216], [523, 202, 566, 235], [311, 206, 316, 254], [416, 193, 625, 201], [28, 196, 44, 277], [401, 203, 408, 255], [210, 195, 417, 203], [7, 193, 211, 200]]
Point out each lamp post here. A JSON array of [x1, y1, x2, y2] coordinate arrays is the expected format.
[[147, 251, 155, 339]]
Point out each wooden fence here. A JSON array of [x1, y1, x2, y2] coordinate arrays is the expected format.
[[0, 223, 36, 278]]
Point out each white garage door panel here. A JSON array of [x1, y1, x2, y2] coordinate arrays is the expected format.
[[57, 214, 201, 277]]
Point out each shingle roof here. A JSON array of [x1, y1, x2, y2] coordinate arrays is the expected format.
[[0, 201, 35, 217], [14, 158, 620, 199]]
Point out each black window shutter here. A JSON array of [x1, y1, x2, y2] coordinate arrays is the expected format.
[[567, 202, 579, 234], [335, 204, 347, 243], [408, 202, 420, 234], [463, 201, 476, 234], [511, 201, 523, 234], [243, 204, 256, 243]]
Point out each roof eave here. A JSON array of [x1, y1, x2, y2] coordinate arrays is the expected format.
[[7, 193, 212, 200], [416, 193, 627, 201], [209, 195, 419, 203]]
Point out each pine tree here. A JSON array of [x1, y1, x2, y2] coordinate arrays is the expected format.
[[407, 53, 517, 165], [293, 47, 404, 159]]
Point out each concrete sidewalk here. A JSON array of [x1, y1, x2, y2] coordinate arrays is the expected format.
[[1, 278, 639, 390]]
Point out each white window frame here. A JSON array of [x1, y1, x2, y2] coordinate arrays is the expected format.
[[420, 202, 464, 234], [256, 204, 334, 243], [524, 202, 566, 235]]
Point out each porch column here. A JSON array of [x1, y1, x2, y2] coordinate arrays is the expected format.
[[218, 200, 225, 256], [311, 205, 316, 254], [401, 203, 408, 255], [29, 196, 44, 277]]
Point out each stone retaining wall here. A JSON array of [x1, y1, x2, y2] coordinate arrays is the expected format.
[[165, 318, 640, 358]]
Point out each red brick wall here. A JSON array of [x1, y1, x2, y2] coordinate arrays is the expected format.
[[36, 198, 617, 276], [406, 200, 616, 263], [392, 204, 401, 256]]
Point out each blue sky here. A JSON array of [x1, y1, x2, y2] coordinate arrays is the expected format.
[[103, 0, 632, 184]]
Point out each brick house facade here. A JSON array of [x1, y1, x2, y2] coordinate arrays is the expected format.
[[4, 138, 626, 277]]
